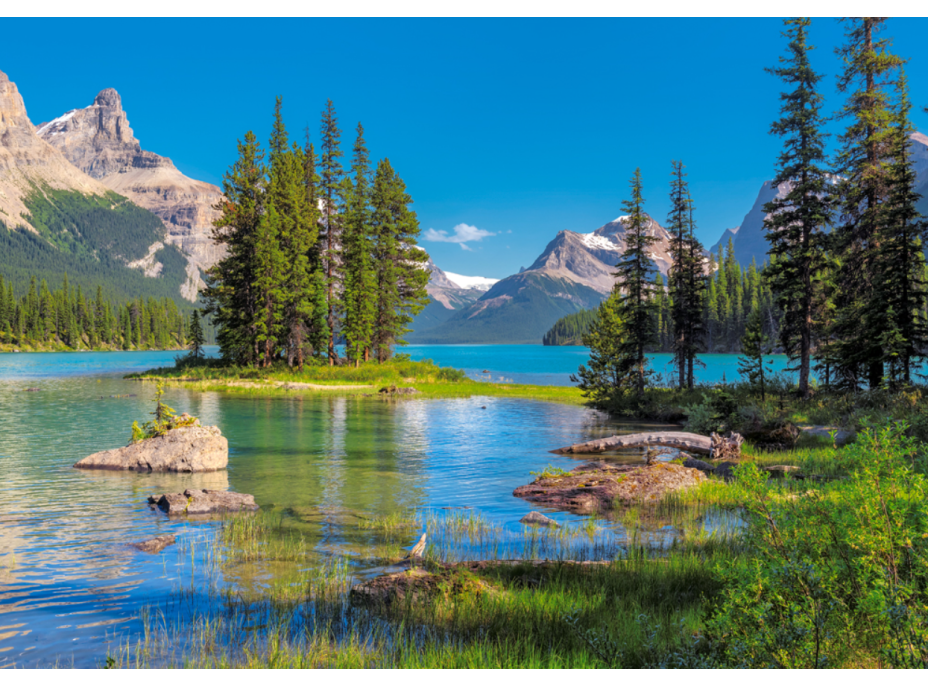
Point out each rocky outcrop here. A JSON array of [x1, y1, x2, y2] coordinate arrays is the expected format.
[[0, 70, 110, 230], [148, 489, 258, 516], [74, 426, 228, 472], [513, 461, 707, 515], [37, 88, 224, 280], [130, 535, 176, 553], [520, 511, 560, 528]]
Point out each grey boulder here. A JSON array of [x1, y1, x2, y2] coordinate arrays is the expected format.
[[520, 511, 560, 528], [148, 489, 259, 516], [74, 426, 228, 472]]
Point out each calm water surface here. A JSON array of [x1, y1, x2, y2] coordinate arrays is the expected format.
[[0, 346, 740, 667]]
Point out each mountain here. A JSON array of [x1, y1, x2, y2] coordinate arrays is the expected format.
[[37, 88, 224, 294], [712, 132, 928, 267], [0, 69, 195, 302], [409, 214, 673, 344], [412, 256, 486, 332]]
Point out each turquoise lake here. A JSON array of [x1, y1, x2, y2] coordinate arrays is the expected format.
[[0, 345, 757, 667]]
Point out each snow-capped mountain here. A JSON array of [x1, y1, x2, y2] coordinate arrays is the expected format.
[[442, 272, 499, 291], [410, 214, 675, 344]]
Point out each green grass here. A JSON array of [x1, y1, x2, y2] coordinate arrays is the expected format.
[[127, 358, 588, 404]]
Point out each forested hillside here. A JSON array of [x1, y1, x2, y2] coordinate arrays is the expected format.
[[545, 239, 780, 352], [0, 272, 198, 351], [1, 186, 193, 303]]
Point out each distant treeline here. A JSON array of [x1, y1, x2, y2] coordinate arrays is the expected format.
[[545, 238, 779, 353], [0, 272, 208, 351]]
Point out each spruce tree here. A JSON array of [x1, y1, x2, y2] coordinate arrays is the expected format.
[[341, 123, 376, 367], [318, 100, 345, 365], [370, 159, 430, 362], [202, 131, 266, 365], [302, 137, 330, 360], [739, 303, 773, 401], [876, 71, 928, 387], [613, 168, 657, 398], [268, 98, 317, 370], [253, 201, 286, 367], [763, 17, 833, 399], [667, 161, 707, 388], [571, 292, 626, 405], [830, 17, 905, 389], [189, 310, 205, 360]]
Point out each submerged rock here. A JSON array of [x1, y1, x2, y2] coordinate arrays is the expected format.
[[74, 426, 228, 472], [351, 567, 496, 606], [513, 461, 706, 515], [378, 385, 419, 395], [519, 511, 560, 528], [147, 489, 258, 516], [130, 534, 176, 553]]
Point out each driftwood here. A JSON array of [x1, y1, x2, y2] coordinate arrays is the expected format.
[[553, 431, 743, 460]]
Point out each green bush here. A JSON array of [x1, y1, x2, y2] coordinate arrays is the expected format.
[[707, 422, 928, 668]]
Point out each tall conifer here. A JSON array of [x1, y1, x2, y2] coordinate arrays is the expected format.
[[613, 168, 658, 398], [763, 17, 832, 399], [318, 100, 344, 365]]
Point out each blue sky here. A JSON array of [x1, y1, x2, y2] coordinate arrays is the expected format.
[[4, 18, 928, 278]]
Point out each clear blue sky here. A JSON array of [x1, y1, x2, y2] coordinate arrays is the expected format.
[[3, 18, 928, 278]]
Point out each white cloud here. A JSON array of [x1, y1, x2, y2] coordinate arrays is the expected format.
[[423, 223, 494, 250]]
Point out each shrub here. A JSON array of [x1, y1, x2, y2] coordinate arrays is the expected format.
[[706, 422, 928, 667]]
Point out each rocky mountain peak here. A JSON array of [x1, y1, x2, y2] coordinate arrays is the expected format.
[[93, 87, 122, 110]]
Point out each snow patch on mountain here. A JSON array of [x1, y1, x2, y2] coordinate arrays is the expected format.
[[580, 232, 618, 251], [443, 271, 500, 291]]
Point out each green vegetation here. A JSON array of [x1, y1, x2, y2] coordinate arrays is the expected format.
[[129, 382, 198, 443], [203, 98, 428, 370], [103, 422, 928, 668], [1, 186, 191, 302], [129, 356, 587, 403], [0, 272, 198, 352], [542, 308, 598, 346]]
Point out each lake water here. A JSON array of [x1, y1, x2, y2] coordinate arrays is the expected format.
[[0, 346, 748, 667]]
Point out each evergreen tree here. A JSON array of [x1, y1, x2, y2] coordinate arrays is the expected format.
[[876, 71, 928, 387], [739, 304, 774, 401], [253, 201, 287, 367], [830, 17, 905, 389], [189, 310, 205, 359], [613, 168, 657, 398], [763, 17, 833, 399], [571, 292, 627, 404], [369, 159, 430, 361], [667, 161, 707, 389], [268, 98, 317, 370], [318, 100, 345, 365], [302, 137, 330, 360], [203, 131, 266, 365], [341, 123, 376, 367]]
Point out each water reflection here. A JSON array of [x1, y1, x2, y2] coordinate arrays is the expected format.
[[0, 355, 714, 667]]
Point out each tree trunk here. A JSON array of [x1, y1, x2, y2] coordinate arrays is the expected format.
[[553, 431, 743, 459]]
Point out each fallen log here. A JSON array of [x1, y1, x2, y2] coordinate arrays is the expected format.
[[553, 431, 743, 460]]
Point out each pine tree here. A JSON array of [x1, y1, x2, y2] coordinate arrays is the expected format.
[[318, 100, 345, 365], [571, 292, 626, 405], [876, 71, 928, 387], [341, 123, 376, 367], [302, 137, 330, 360], [830, 17, 905, 390], [613, 168, 657, 398], [268, 98, 317, 370], [763, 17, 833, 399], [370, 159, 430, 362], [189, 310, 205, 360], [739, 303, 773, 400], [253, 200, 287, 367], [203, 131, 266, 365], [667, 161, 707, 388]]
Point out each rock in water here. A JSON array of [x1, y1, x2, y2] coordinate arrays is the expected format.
[[148, 489, 258, 516], [130, 535, 176, 553], [74, 426, 228, 472], [520, 511, 560, 528]]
